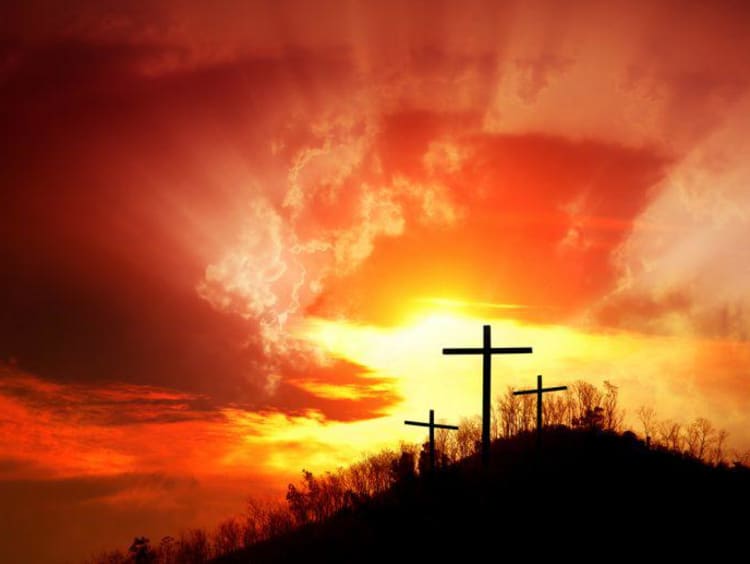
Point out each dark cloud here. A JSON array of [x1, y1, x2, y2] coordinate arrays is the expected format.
[[269, 357, 400, 422], [1, 2, 750, 563], [0, 472, 263, 564], [0, 38, 359, 409], [0, 457, 51, 480], [0, 34, 670, 416], [0, 375, 219, 425]]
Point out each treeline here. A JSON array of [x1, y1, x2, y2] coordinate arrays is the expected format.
[[634, 406, 735, 465], [86, 380, 747, 564], [86, 448, 419, 564], [435, 381, 742, 468], [494, 381, 741, 466]]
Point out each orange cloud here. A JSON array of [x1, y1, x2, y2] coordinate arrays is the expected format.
[[2, 2, 750, 561]]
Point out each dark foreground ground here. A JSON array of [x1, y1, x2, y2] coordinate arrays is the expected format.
[[215, 429, 750, 563]]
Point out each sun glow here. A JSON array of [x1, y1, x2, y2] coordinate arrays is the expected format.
[[288, 308, 729, 463], [413, 297, 530, 311], [297, 311, 566, 426]]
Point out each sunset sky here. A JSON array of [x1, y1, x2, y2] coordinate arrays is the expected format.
[[2, 1, 750, 561]]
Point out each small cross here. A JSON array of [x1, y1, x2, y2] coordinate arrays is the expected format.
[[443, 324, 532, 467], [404, 409, 459, 473], [513, 374, 567, 448]]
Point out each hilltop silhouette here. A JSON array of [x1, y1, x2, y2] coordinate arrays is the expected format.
[[87, 382, 750, 563], [211, 428, 750, 563]]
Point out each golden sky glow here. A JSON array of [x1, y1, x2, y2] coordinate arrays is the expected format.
[[2, 1, 750, 562]]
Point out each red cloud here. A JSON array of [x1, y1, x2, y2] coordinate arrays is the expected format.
[[2, 3, 750, 560], [309, 125, 668, 325]]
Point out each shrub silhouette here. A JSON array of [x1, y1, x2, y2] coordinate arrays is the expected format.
[[128, 537, 156, 564]]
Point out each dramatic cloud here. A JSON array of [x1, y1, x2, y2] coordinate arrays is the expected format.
[[597, 93, 750, 341], [2, 1, 750, 561]]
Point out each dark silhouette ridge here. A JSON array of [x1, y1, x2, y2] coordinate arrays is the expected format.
[[212, 428, 750, 563], [443, 324, 532, 466], [87, 380, 746, 563]]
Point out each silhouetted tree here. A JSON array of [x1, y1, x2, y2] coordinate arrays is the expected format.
[[454, 415, 481, 459], [390, 450, 416, 483], [734, 449, 750, 467], [711, 429, 730, 465], [287, 466, 363, 525], [417, 441, 431, 475], [685, 417, 715, 460], [601, 381, 625, 431], [347, 448, 404, 496], [128, 537, 156, 564], [88, 377, 749, 563], [574, 407, 604, 430], [496, 380, 625, 435], [518, 393, 535, 432], [543, 393, 571, 427], [636, 406, 657, 442], [286, 481, 309, 524], [214, 517, 243, 555], [435, 427, 456, 464], [657, 420, 684, 451], [158, 536, 176, 564], [177, 529, 210, 564], [496, 388, 519, 437], [245, 497, 295, 543], [497, 388, 525, 436], [570, 381, 603, 426]]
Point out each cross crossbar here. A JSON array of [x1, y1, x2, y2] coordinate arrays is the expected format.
[[513, 386, 567, 396], [404, 409, 459, 473], [443, 347, 533, 355], [512, 374, 567, 447], [404, 420, 459, 430]]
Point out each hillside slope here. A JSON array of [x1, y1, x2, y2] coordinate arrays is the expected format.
[[216, 429, 750, 563]]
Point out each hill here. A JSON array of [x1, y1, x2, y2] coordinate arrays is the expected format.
[[214, 428, 750, 563]]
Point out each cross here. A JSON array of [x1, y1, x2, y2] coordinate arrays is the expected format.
[[443, 324, 532, 467], [513, 374, 567, 448], [404, 409, 459, 473]]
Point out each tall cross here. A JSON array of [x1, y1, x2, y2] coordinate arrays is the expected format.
[[404, 409, 459, 473], [513, 374, 567, 447], [443, 324, 532, 467]]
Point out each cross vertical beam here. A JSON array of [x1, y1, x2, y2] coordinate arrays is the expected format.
[[513, 374, 567, 448], [429, 409, 435, 472], [536, 374, 543, 434], [443, 324, 533, 467], [404, 409, 459, 473], [482, 325, 491, 469]]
